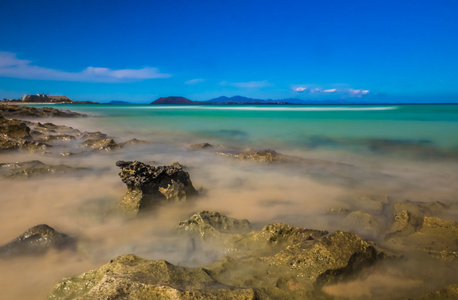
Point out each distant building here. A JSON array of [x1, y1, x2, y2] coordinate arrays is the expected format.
[[21, 94, 73, 103]]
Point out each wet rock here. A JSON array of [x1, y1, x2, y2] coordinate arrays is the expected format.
[[385, 215, 458, 262], [119, 138, 150, 148], [48, 254, 263, 300], [414, 283, 458, 300], [0, 160, 88, 178], [0, 117, 50, 151], [215, 148, 302, 163], [80, 138, 121, 151], [393, 200, 448, 219], [386, 210, 424, 237], [177, 211, 252, 244], [0, 224, 75, 258], [49, 213, 386, 299], [0, 103, 86, 118], [0, 116, 31, 139], [344, 211, 384, 238], [187, 142, 214, 151], [116, 160, 198, 214]]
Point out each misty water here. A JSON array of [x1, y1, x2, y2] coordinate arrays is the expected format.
[[1, 104, 458, 299]]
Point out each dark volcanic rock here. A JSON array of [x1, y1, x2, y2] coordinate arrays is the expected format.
[[116, 160, 198, 213], [0, 160, 88, 178], [0, 224, 75, 258], [0, 104, 86, 118]]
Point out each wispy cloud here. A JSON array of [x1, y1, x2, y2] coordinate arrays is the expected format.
[[292, 84, 370, 96], [221, 80, 271, 88], [0, 52, 171, 82], [185, 78, 205, 85], [293, 87, 307, 92]]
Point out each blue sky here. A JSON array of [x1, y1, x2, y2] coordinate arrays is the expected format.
[[0, 0, 457, 103]]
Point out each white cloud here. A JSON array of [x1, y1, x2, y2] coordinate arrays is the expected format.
[[293, 87, 307, 92], [349, 89, 370, 97], [221, 80, 271, 88], [323, 88, 337, 93], [0, 52, 171, 82], [185, 78, 205, 85]]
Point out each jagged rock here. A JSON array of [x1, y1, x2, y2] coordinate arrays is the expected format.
[[215, 148, 301, 163], [0, 116, 31, 138], [393, 200, 448, 218], [187, 143, 214, 151], [119, 138, 150, 147], [116, 161, 198, 214], [385, 215, 458, 262], [49, 213, 386, 299], [0, 104, 86, 117], [414, 283, 458, 300], [177, 211, 252, 244], [80, 138, 121, 151], [205, 227, 383, 298], [0, 160, 88, 178], [48, 254, 263, 300], [344, 211, 384, 238], [385, 210, 424, 237], [0, 117, 50, 151], [0, 224, 75, 258]]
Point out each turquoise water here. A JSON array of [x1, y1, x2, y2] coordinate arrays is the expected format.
[[39, 104, 458, 153]]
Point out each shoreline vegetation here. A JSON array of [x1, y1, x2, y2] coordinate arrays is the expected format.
[[0, 103, 457, 299]]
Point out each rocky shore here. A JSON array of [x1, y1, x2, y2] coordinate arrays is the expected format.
[[0, 105, 457, 299]]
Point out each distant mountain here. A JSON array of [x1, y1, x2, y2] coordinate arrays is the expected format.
[[151, 96, 195, 104]]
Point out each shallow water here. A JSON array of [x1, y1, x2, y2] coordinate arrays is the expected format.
[[1, 104, 458, 299]]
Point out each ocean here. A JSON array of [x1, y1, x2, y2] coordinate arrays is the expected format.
[[1, 104, 457, 299]]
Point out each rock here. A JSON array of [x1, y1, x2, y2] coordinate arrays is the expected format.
[[385, 210, 424, 237], [215, 148, 301, 163], [393, 200, 448, 218], [119, 138, 150, 148], [48, 254, 263, 300], [80, 138, 121, 151], [177, 211, 252, 244], [414, 283, 458, 300], [385, 215, 458, 262], [187, 143, 214, 151], [0, 160, 88, 178], [49, 213, 387, 299], [0, 104, 86, 118], [344, 211, 384, 238], [0, 117, 50, 151], [116, 161, 198, 214], [0, 224, 75, 258], [0, 116, 31, 139]]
